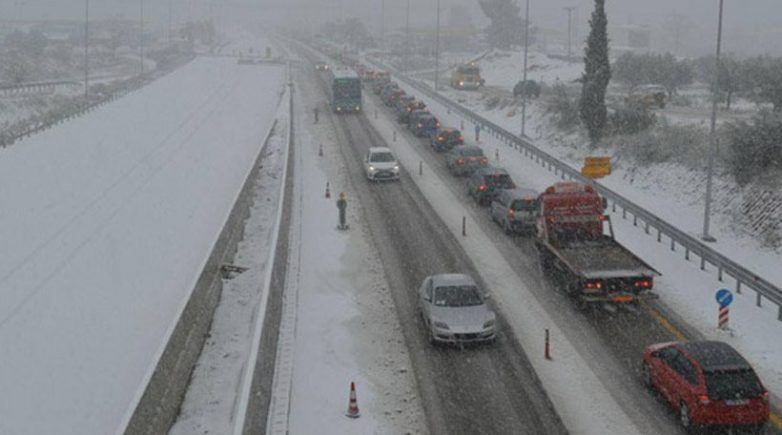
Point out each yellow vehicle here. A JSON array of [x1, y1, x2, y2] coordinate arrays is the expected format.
[[450, 62, 485, 90]]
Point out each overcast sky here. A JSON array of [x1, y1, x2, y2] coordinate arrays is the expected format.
[[2, 0, 781, 55]]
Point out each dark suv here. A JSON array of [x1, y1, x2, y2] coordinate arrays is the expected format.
[[411, 114, 440, 138], [466, 167, 515, 205], [642, 341, 769, 432], [430, 128, 464, 151], [398, 99, 426, 124]]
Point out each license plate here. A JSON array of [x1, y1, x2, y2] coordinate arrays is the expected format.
[[725, 399, 749, 406], [612, 295, 634, 303]]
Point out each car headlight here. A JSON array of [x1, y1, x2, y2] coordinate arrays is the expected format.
[[483, 319, 495, 328], [368, 165, 376, 172], [433, 321, 449, 330], [355, 106, 360, 111], [393, 165, 400, 171]]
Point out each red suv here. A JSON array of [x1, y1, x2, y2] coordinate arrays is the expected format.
[[642, 341, 769, 432]]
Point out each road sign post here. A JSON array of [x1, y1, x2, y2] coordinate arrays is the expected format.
[[715, 288, 733, 330]]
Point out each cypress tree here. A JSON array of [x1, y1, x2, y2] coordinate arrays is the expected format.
[[580, 0, 611, 144]]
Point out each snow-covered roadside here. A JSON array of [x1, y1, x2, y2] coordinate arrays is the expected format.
[[266, 67, 427, 435], [391, 79, 782, 413], [168, 98, 288, 435], [362, 90, 644, 435]]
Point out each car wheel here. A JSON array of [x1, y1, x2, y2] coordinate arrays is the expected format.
[[641, 362, 652, 389], [679, 402, 692, 432]]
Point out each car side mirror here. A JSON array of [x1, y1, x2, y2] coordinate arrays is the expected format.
[[423, 295, 431, 302], [483, 293, 491, 300]]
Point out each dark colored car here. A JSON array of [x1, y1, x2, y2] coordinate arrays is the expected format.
[[382, 88, 405, 107], [398, 99, 426, 124], [393, 95, 416, 123], [376, 81, 397, 96], [513, 79, 541, 98], [430, 128, 464, 151], [445, 145, 489, 176], [412, 114, 440, 138], [407, 109, 430, 130], [490, 188, 539, 234], [642, 341, 769, 432], [466, 167, 515, 205]]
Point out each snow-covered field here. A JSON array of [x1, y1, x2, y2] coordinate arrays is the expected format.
[[0, 56, 284, 435], [390, 74, 782, 412]]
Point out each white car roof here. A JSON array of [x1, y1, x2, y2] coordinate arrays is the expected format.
[[368, 147, 393, 154], [430, 273, 477, 288]]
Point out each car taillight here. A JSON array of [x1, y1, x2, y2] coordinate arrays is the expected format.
[[479, 184, 487, 191], [634, 280, 651, 288], [480, 157, 489, 164], [584, 281, 602, 289], [418, 123, 423, 128], [438, 137, 444, 142], [456, 158, 465, 164], [698, 394, 710, 405], [508, 208, 515, 218], [762, 391, 769, 402], [436, 122, 441, 128], [599, 214, 608, 221], [458, 135, 464, 141]]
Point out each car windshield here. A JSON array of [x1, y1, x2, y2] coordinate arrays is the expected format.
[[433, 285, 483, 307], [704, 369, 765, 400], [370, 152, 395, 163], [461, 148, 484, 157], [485, 174, 513, 188], [511, 199, 539, 211]]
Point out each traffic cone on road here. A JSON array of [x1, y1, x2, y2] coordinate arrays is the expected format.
[[325, 182, 331, 198], [345, 381, 360, 418]]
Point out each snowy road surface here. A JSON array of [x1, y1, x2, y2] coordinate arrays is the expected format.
[[0, 57, 283, 434], [290, 44, 567, 435]]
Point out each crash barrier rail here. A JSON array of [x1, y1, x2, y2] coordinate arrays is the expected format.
[[368, 57, 782, 322], [0, 54, 195, 149]]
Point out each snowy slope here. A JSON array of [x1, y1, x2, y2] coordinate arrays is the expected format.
[[0, 57, 284, 435]]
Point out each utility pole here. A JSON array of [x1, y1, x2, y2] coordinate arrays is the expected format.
[[139, 0, 145, 75], [564, 6, 576, 59], [168, 0, 173, 46], [84, 0, 89, 98], [702, 0, 724, 243], [405, 0, 410, 72], [434, 0, 441, 91], [520, 0, 530, 137], [380, 0, 385, 51]]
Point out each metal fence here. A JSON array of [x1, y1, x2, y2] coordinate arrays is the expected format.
[[370, 57, 782, 322]]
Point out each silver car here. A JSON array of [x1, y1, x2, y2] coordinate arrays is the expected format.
[[418, 274, 496, 345], [364, 147, 401, 181], [489, 188, 539, 235]]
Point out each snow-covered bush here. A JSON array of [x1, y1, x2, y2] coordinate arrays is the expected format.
[[545, 83, 580, 131], [727, 111, 782, 185]]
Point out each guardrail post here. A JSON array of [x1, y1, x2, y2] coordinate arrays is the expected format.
[[756, 291, 762, 307], [671, 239, 676, 251], [736, 280, 742, 294], [657, 229, 662, 242], [778, 306, 781, 322], [700, 256, 706, 270], [644, 222, 650, 234], [612, 202, 617, 212], [622, 209, 627, 219], [633, 215, 638, 226], [718, 267, 723, 281], [685, 247, 690, 260]]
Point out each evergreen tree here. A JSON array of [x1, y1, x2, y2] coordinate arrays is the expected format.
[[579, 0, 611, 144], [478, 0, 530, 50]]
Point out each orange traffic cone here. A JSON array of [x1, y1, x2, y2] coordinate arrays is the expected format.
[[345, 381, 360, 418], [325, 182, 331, 198]]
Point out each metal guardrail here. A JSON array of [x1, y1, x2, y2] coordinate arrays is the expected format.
[[369, 57, 782, 321]]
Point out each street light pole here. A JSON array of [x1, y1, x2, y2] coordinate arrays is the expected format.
[[405, 0, 410, 72], [701, 0, 724, 243], [380, 0, 385, 51], [520, 0, 530, 137], [168, 0, 173, 46], [434, 0, 441, 91], [564, 6, 576, 59], [139, 0, 145, 75], [84, 0, 89, 98]]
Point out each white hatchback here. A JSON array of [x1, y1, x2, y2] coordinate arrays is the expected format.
[[364, 147, 400, 181]]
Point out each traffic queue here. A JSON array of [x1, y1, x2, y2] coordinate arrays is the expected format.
[[349, 60, 772, 433]]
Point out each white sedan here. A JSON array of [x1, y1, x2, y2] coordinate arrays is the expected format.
[[364, 147, 400, 181]]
